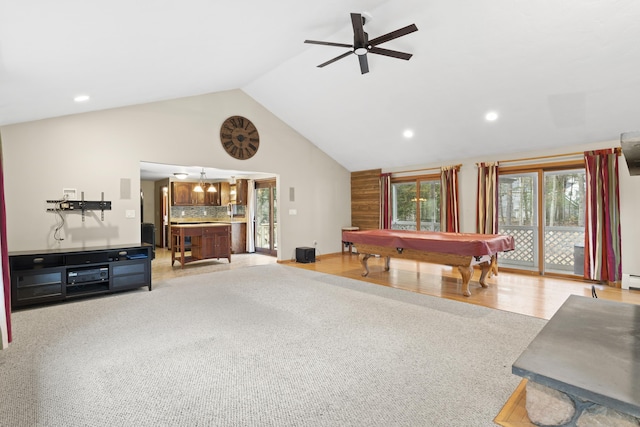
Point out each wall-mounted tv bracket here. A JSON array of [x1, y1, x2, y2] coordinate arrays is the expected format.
[[47, 192, 112, 221]]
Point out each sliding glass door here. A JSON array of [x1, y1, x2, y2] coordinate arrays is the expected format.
[[255, 179, 277, 256], [498, 168, 585, 275], [543, 169, 585, 274], [498, 173, 538, 270]]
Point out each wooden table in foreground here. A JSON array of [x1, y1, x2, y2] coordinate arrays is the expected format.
[[342, 229, 515, 296]]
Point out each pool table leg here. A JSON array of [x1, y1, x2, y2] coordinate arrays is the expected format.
[[478, 258, 493, 288], [361, 254, 373, 276], [458, 265, 473, 297]]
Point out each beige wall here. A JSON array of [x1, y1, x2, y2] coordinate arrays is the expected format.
[[140, 180, 155, 224], [0, 89, 352, 260], [384, 140, 640, 288]]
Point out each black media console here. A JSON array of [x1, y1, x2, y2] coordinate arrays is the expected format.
[[9, 245, 152, 309]]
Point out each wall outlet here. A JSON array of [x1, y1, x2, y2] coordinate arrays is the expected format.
[[313, 240, 317, 246]]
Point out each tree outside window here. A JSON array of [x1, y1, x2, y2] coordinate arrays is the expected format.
[[391, 179, 440, 231]]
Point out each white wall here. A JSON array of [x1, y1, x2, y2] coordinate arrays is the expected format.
[[384, 140, 640, 286], [0, 90, 352, 260], [140, 180, 155, 224]]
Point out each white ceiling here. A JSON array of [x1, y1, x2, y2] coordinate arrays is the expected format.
[[2, 1, 640, 174], [139, 161, 273, 182]]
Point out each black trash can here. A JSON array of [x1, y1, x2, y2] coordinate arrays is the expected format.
[[573, 244, 584, 275]]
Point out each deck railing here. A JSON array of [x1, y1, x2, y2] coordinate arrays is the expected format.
[[256, 222, 277, 250], [390, 223, 584, 274], [499, 225, 584, 273]]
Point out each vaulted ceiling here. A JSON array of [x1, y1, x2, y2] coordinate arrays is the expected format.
[[2, 1, 639, 172]]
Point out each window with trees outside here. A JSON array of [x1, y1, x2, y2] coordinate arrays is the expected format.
[[391, 178, 441, 231]]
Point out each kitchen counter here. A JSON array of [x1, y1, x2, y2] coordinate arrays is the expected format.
[[170, 218, 247, 224], [171, 223, 231, 268], [171, 222, 230, 227]]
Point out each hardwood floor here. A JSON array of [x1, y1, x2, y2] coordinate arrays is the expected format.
[[284, 252, 640, 320], [151, 249, 640, 426]]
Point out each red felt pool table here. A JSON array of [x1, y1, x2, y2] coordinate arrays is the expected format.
[[341, 229, 515, 296]]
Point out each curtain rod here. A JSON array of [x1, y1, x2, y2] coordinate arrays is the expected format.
[[388, 164, 462, 176], [475, 147, 621, 166]]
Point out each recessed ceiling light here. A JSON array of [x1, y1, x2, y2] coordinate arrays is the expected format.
[[74, 95, 90, 103], [173, 173, 188, 179], [485, 111, 499, 122], [403, 129, 414, 139]]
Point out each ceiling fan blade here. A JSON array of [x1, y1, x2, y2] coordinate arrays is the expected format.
[[317, 51, 353, 68], [368, 46, 413, 61], [368, 23, 418, 46], [358, 54, 369, 74], [351, 13, 366, 47], [304, 40, 353, 48]]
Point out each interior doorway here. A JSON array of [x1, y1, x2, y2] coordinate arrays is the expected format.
[[255, 179, 277, 256]]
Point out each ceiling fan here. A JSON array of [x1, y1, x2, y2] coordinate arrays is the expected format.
[[304, 13, 418, 75]]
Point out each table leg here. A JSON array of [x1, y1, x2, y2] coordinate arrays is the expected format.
[[384, 256, 390, 271], [488, 255, 498, 278], [171, 234, 176, 266], [180, 234, 185, 268], [361, 254, 373, 276], [478, 260, 492, 288], [458, 265, 473, 297]]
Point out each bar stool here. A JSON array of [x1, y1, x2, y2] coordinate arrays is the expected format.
[[341, 226, 359, 254]]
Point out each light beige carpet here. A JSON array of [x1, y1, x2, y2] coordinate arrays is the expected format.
[[0, 264, 545, 426]]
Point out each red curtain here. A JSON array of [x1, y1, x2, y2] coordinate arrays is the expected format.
[[584, 149, 622, 284], [0, 137, 11, 344], [476, 162, 499, 234], [379, 173, 392, 229], [440, 166, 460, 232]]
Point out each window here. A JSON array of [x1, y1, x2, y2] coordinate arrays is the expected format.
[[391, 177, 440, 231]]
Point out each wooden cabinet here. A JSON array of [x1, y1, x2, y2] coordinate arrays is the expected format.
[[171, 224, 231, 268], [172, 182, 219, 206], [205, 183, 221, 206], [231, 222, 246, 254], [9, 246, 152, 308], [235, 179, 248, 205], [219, 179, 248, 206], [220, 182, 231, 205], [193, 189, 205, 206], [194, 226, 230, 260], [172, 182, 194, 206], [172, 179, 246, 207]]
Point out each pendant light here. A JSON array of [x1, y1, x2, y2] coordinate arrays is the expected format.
[[193, 168, 217, 193]]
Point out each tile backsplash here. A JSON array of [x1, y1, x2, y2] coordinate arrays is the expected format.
[[170, 205, 246, 220]]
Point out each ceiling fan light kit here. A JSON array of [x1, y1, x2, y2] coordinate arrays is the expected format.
[[304, 13, 418, 74]]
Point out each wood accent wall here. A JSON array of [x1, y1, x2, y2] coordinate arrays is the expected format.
[[351, 169, 381, 230]]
